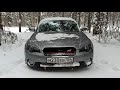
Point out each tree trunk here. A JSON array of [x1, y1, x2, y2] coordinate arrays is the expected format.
[[88, 12, 91, 33], [53, 12, 56, 17], [72, 12, 77, 21], [97, 12, 101, 42], [72, 12, 74, 19], [74, 12, 77, 21], [0, 12, 3, 30], [0, 12, 3, 46], [62, 12, 64, 17], [32, 12, 34, 26], [38, 12, 41, 24], [84, 13, 87, 26], [72, 12, 75, 20], [19, 12, 22, 32], [78, 12, 81, 27], [93, 12, 101, 37]]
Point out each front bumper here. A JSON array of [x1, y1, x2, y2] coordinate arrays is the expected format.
[[25, 48, 93, 67]]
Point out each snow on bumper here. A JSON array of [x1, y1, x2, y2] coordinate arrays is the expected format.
[[40, 62, 80, 67]]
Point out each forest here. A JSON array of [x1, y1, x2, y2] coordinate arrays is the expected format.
[[0, 12, 120, 45]]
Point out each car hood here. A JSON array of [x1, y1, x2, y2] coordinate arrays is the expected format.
[[28, 32, 90, 49]]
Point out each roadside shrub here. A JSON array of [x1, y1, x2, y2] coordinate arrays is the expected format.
[[1, 31, 18, 44], [101, 30, 111, 43], [112, 30, 120, 41]]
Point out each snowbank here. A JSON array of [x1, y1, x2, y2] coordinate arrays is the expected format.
[[4, 26, 29, 33]]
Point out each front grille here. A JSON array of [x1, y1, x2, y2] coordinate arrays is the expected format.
[[43, 47, 76, 56]]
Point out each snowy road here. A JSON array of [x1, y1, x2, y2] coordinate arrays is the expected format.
[[1, 28, 120, 78]]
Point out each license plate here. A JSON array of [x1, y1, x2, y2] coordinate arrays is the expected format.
[[47, 57, 73, 63]]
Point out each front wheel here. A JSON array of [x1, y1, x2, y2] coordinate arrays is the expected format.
[[79, 59, 93, 67], [26, 59, 40, 68]]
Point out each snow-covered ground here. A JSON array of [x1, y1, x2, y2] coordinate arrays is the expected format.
[[0, 27, 120, 78], [4, 26, 29, 33]]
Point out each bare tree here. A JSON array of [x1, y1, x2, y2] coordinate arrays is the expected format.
[[84, 13, 87, 26], [72, 12, 77, 20], [0, 12, 3, 46], [96, 12, 101, 42], [53, 12, 56, 17], [78, 12, 81, 27], [38, 12, 41, 23], [92, 12, 101, 36], [62, 12, 64, 17], [87, 12, 92, 33], [0, 12, 3, 30], [18, 12, 22, 32]]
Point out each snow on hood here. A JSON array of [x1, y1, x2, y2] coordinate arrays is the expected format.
[[35, 33, 79, 41]]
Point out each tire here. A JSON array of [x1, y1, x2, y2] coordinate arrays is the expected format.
[[79, 61, 87, 68], [26, 59, 40, 69], [80, 59, 93, 68]]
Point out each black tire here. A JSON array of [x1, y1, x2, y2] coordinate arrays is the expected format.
[[88, 58, 93, 66], [79, 61, 87, 68], [79, 59, 93, 68], [26, 60, 40, 69]]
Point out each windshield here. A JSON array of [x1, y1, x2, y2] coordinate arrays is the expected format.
[[36, 20, 79, 32]]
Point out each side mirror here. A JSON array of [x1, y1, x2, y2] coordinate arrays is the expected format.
[[29, 26, 35, 32]]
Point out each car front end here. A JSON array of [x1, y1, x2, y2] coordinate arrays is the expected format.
[[24, 17, 94, 68], [25, 34, 93, 68]]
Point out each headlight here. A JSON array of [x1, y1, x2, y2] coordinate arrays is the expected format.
[[26, 44, 40, 53], [79, 43, 92, 52]]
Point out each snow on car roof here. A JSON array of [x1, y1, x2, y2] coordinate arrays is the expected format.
[[39, 17, 77, 25]]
